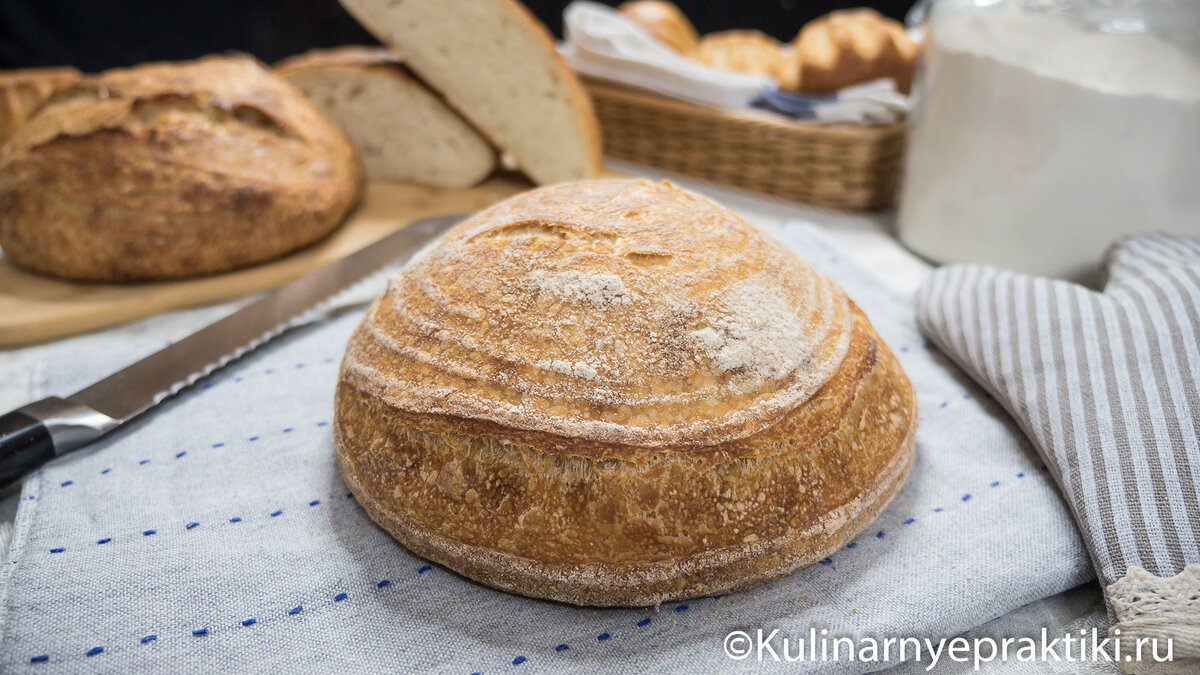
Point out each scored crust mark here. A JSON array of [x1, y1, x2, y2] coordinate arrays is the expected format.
[[341, 179, 854, 448]]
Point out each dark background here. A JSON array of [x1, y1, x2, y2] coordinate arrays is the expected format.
[[0, 0, 914, 71]]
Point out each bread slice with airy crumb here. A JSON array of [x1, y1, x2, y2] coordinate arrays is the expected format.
[[277, 47, 496, 188], [336, 0, 601, 185]]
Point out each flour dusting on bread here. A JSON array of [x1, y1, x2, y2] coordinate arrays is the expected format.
[[342, 178, 852, 447], [526, 270, 633, 307], [690, 278, 816, 383]]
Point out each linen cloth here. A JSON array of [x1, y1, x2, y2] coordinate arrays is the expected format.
[[917, 233, 1200, 674], [0, 222, 1093, 673]]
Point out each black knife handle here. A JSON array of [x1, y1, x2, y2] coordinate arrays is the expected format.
[[0, 410, 55, 488], [0, 397, 119, 488]]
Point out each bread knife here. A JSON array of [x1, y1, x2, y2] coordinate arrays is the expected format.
[[0, 212, 463, 487]]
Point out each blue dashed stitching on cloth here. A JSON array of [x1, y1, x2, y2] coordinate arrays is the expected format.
[[317, 421, 329, 427], [933, 507, 944, 512], [138, 459, 149, 465], [49, 548, 64, 553], [513, 656, 527, 665], [60, 481, 73, 487], [248, 436, 259, 442], [25, 573, 720, 664], [101, 468, 111, 474], [212, 442, 224, 448], [45, 489, 371, 554], [990, 481, 1000, 487], [31, 654, 49, 662], [819, 558, 833, 565], [283, 428, 294, 433], [85, 647, 103, 656], [176, 452, 186, 458], [30, 459, 1041, 665]]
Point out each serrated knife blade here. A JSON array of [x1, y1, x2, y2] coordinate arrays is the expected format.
[[0, 212, 463, 487]]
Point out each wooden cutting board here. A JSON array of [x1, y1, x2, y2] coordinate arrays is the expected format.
[[0, 174, 538, 348]]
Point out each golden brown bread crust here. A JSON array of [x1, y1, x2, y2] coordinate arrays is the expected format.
[[694, 30, 786, 80], [787, 8, 919, 94], [618, 1, 700, 55], [0, 54, 364, 282], [0, 67, 81, 145], [334, 179, 917, 606]]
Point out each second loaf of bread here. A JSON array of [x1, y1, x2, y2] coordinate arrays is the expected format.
[[0, 54, 364, 282]]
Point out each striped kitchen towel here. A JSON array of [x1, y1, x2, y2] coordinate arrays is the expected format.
[[917, 233, 1200, 674]]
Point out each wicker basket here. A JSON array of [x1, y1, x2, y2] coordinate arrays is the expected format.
[[582, 77, 905, 210]]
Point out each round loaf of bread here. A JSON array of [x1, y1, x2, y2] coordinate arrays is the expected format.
[[0, 54, 364, 282], [335, 179, 917, 606]]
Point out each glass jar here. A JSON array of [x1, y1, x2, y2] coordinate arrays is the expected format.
[[896, 0, 1200, 282]]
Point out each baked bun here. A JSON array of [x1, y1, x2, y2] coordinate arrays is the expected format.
[[335, 179, 917, 606], [0, 67, 80, 145], [0, 54, 364, 282], [338, 0, 601, 185], [277, 46, 496, 188], [618, 1, 700, 55], [694, 30, 785, 79], [787, 8, 919, 94]]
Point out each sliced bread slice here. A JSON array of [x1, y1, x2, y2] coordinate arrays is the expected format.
[[277, 46, 496, 188], [336, 0, 601, 185]]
